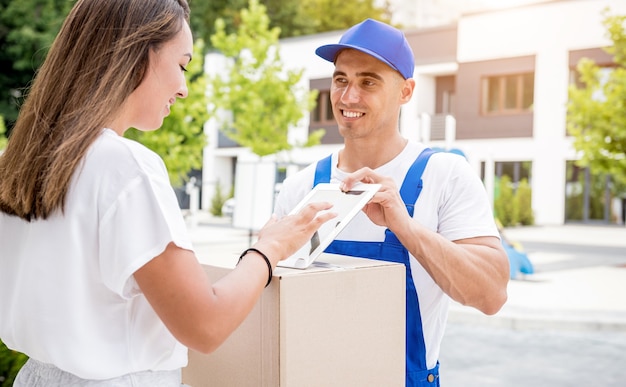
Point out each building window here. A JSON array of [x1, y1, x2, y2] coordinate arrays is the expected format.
[[495, 161, 532, 186], [481, 73, 534, 115], [565, 161, 614, 223], [481, 161, 532, 188], [309, 77, 341, 144], [311, 90, 335, 124]]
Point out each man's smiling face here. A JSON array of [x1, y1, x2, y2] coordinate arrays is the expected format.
[[330, 49, 410, 141]]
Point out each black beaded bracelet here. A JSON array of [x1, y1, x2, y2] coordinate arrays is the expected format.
[[238, 248, 273, 288]]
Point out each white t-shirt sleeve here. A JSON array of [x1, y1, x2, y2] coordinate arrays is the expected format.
[[433, 154, 499, 241], [98, 161, 192, 299]]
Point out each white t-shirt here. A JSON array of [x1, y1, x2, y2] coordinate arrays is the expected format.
[[274, 140, 499, 369], [0, 129, 192, 380]]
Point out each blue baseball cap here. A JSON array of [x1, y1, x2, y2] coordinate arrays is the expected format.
[[315, 19, 414, 79]]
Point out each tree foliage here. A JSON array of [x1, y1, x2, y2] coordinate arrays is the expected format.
[[0, 116, 7, 151], [207, 0, 322, 157], [189, 0, 248, 53], [0, 338, 28, 387], [0, 0, 74, 127], [494, 175, 517, 227], [299, 0, 393, 33], [516, 178, 534, 226], [493, 176, 535, 227], [189, 0, 393, 51], [125, 40, 209, 186], [567, 9, 626, 189], [210, 179, 230, 216]]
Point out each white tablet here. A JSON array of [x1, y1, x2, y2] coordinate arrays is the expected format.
[[277, 183, 381, 269]]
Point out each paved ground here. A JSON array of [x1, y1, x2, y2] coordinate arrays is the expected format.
[[185, 212, 626, 386], [448, 224, 626, 332], [439, 322, 626, 386]]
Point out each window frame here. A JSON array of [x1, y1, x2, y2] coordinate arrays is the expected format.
[[481, 72, 534, 116], [310, 89, 335, 126]]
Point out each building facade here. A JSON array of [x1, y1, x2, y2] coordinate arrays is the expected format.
[[202, 0, 626, 226]]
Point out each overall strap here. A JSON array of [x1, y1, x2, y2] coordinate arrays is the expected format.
[[385, 148, 437, 245], [314, 154, 333, 185], [399, 148, 438, 217]]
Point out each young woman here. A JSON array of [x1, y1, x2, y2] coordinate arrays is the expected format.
[[0, 0, 334, 385]]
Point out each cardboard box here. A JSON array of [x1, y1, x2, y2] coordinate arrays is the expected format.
[[182, 253, 406, 387]]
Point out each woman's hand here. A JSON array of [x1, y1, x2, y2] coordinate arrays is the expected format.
[[135, 202, 336, 354], [254, 202, 337, 267]]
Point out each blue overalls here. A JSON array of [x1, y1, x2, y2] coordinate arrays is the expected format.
[[313, 148, 440, 387]]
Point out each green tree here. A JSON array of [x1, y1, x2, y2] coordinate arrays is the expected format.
[[208, 0, 323, 157], [125, 40, 209, 187], [0, 0, 74, 128], [210, 179, 229, 216], [258, 0, 317, 38], [494, 175, 517, 227], [300, 0, 393, 32], [189, 0, 393, 52], [0, 339, 28, 387], [0, 116, 7, 151], [567, 10, 626, 189], [515, 178, 534, 226], [189, 0, 247, 51]]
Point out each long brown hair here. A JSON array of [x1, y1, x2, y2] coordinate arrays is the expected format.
[[0, 0, 190, 221]]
